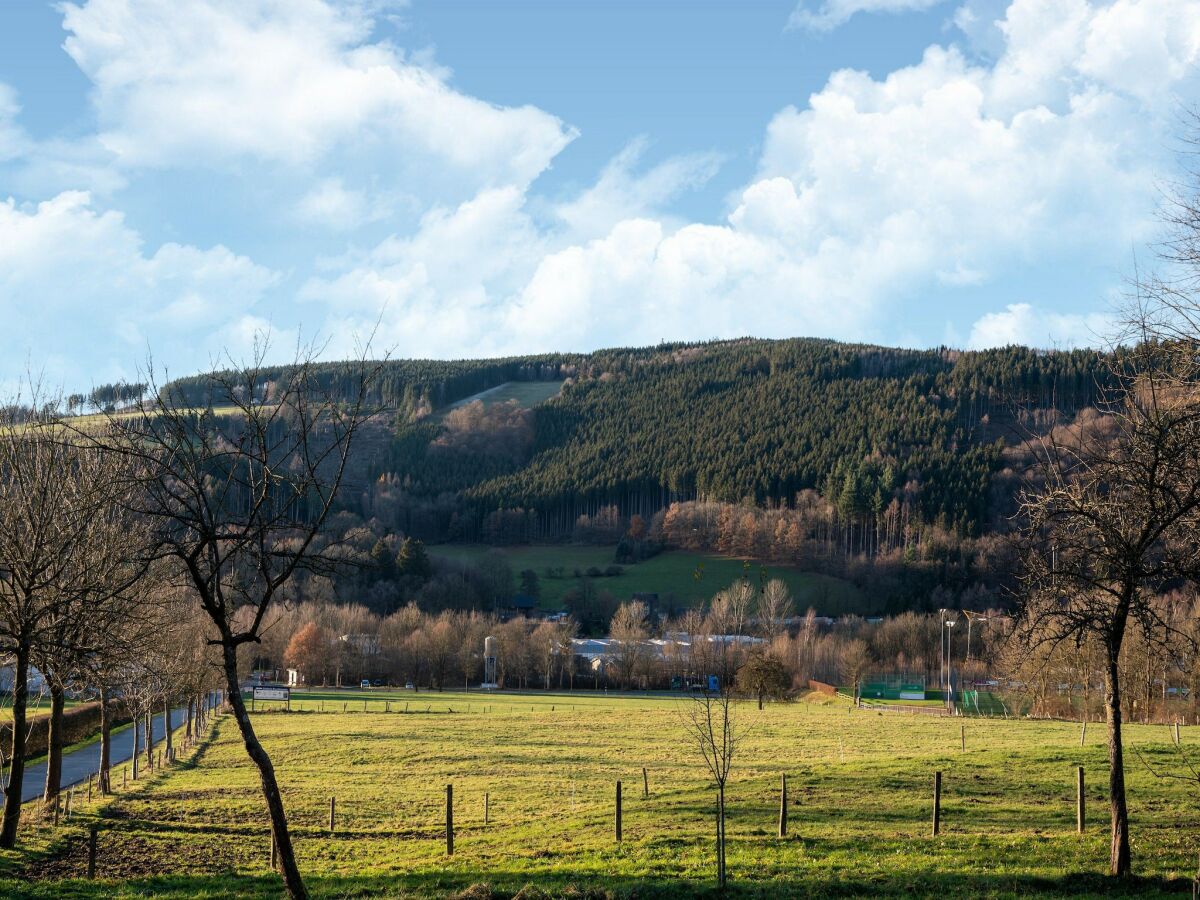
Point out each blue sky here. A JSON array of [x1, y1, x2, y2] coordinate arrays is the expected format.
[[0, 0, 1197, 392]]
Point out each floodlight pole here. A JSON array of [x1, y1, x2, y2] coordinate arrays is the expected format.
[[938, 608, 946, 700]]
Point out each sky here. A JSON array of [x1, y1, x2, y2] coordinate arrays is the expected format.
[[1, 0, 1198, 393]]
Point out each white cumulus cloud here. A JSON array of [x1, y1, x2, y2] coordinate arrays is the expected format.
[[967, 302, 1114, 348], [0, 191, 279, 387], [59, 0, 575, 200], [788, 0, 949, 32]]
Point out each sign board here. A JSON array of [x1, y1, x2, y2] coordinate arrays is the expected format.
[[253, 686, 290, 702]]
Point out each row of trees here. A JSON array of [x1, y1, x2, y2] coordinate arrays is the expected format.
[[0, 341, 387, 899], [0, 411, 224, 845]]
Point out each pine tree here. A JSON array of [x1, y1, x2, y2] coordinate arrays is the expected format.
[[396, 537, 432, 581]]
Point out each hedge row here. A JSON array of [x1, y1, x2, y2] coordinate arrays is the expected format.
[[0, 699, 135, 761]]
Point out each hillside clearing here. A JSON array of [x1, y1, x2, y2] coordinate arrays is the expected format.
[[444, 381, 564, 413], [430, 544, 868, 615]]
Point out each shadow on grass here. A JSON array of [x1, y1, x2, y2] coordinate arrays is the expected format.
[[0, 867, 1187, 899]]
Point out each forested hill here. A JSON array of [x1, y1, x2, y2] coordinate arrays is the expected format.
[[163, 338, 1109, 550], [182, 339, 1097, 542]]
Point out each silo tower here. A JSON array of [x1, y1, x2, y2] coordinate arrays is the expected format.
[[482, 635, 498, 689]]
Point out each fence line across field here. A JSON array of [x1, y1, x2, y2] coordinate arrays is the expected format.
[[38, 698, 1163, 884]]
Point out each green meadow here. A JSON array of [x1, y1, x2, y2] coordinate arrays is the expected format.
[[430, 544, 868, 615], [1, 688, 1197, 897], [443, 381, 565, 413]]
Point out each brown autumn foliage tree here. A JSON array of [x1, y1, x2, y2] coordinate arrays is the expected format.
[[284, 622, 329, 685]]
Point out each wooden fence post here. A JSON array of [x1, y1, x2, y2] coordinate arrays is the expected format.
[[960, 724, 965, 752], [270, 833, 277, 870], [329, 796, 336, 832], [484, 792, 489, 825], [778, 773, 788, 838], [932, 771, 942, 836], [643, 767, 649, 798], [87, 825, 97, 879], [446, 784, 454, 855], [88, 773, 93, 802], [1076, 766, 1085, 833], [615, 780, 622, 843], [1080, 721, 1087, 747]]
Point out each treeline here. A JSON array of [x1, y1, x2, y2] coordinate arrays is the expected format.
[[163, 356, 576, 420]]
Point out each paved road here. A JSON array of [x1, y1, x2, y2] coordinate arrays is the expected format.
[[16, 705, 195, 803]]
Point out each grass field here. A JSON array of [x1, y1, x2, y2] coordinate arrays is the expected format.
[[443, 381, 565, 414], [0, 695, 87, 722], [2, 687, 1197, 897], [431, 544, 869, 615]]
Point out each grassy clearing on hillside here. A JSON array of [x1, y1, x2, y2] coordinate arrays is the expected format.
[[3, 688, 1198, 897], [444, 381, 564, 414], [431, 544, 868, 615]]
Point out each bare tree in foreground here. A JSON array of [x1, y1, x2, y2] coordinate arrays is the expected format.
[[680, 616, 748, 891], [1013, 341, 1200, 877], [85, 344, 380, 899], [682, 679, 742, 889], [1013, 111, 1200, 878]]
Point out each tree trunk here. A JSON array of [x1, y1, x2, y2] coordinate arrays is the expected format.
[[143, 710, 153, 771], [42, 682, 65, 812], [1104, 649, 1132, 877], [185, 698, 194, 745], [0, 645, 30, 847], [98, 686, 111, 794], [717, 785, 727, 888], [222, 644, 307, 899], [163, 696, 173, 758], [132, 709, 140, 778]]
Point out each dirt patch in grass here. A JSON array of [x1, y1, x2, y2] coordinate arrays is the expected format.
[[19, 829, 254, 882]]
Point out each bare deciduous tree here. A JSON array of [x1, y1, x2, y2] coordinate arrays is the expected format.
[[0, 408, 146, 846], [85, 343, 381, 899], [681, 663, 743, 889], [1013, 347, 1200, 877]]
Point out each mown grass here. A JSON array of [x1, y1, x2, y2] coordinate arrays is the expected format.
[[2, 689, 1198, 897], [430, 544, 867, 615], [442, 381, 565, 414], [0, 695, 87, 722]]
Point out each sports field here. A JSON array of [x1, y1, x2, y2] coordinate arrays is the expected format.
[[430, 544, 868, 615], [0, 688, 1195, 897]]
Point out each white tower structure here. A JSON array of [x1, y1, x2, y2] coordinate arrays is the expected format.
[[482, 635, 498, 689]]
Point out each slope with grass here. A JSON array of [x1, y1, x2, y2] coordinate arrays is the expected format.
[[443, 381, 565, 414], [2, 690, 1195, 897], [431, 544, 868, 615]]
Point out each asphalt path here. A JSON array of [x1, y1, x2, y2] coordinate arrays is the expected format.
[[13, 704, 194, 803]]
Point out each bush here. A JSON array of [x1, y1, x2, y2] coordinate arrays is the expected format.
[[604, 565, 624, 577], [585, 566, 603, 578]]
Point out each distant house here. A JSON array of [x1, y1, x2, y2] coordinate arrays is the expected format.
[[631, 592, 658, 605], [498, 594, 538, 619]]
